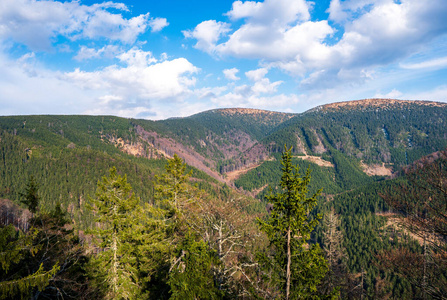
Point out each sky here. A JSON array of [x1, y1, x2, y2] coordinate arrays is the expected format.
[[1, 0, 447, 120]]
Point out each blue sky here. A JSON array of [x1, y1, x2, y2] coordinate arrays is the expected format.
[[1, 0, 447, 119]]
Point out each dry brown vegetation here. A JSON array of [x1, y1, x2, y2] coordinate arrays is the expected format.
[[360, 161, 393, 176], [316, 98, 447, 112]]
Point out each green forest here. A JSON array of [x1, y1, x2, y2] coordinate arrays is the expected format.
[[1, 100, 447, 299]]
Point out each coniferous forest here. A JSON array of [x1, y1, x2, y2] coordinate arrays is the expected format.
[[1, 99, 447, 299]]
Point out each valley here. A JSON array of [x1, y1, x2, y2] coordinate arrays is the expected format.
[[1, 98, 446, 299]]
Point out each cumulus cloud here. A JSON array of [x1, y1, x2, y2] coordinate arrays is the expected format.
[[226, 0, 310, 24], [183, 20, 231, 53], [0, 45, 199, 119], [117, 48, 157, 66], [186, 0, 447, 89], [74, 45, 120, 61], [0, 0, 155, 50], [149, 17, 169, 32], [65, 49, 199, 105], [245, 68, 268, 81], [223, 68, 240, 80]]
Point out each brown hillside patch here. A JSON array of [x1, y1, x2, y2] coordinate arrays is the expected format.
[[377, 212, 426, 246], [314, 98, 447, 112], [226, 162, 263, 181], [295, 155, 334, 168], [252, 184, 268, 197], [217, 108, 293, 118], [109, 137, 147, 157], [360, 161, 393, 176]]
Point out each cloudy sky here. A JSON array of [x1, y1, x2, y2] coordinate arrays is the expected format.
[[1, 0, 447, 119]]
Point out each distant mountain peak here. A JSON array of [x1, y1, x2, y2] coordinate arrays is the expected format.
[[309, 98, 447, 113], [209, 107, 294, 117]]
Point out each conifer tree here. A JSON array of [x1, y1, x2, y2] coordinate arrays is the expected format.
[[168, 231, 223, 300], [0, 224, 59, 299], [88, 167, 141, 299], [153, 155, 226, 298], [20, 175, 39, 214], [155, 154, 192, 216], [257, 146, 328, 299]]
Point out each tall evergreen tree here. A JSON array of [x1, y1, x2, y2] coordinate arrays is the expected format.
[[153, 154, 227, 299], [257, 146, 329, 299], [88, 167, 141, 300], [155, 154, 192, 216]]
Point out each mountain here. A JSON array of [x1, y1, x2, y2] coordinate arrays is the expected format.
[[2, 99, 446, 200], [1, 98, 447, 298]]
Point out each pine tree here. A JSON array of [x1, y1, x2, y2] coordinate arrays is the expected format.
[[257, 146, 329, 299], [88, 167, 141, 300]]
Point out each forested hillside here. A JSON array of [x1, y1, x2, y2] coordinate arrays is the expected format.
[[1, 99, 447, 299], [264, 99, 447, 166]]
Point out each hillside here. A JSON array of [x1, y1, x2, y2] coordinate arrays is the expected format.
[[2, 99, 446, 199], [263, 98, 447, 166], [1, 98, 447, 298]]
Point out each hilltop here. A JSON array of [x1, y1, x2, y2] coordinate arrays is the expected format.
[[309, 98, 447, 113]]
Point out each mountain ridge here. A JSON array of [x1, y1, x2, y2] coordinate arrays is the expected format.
[[1, 98, 446, 188], [307, 98, 447, 113]]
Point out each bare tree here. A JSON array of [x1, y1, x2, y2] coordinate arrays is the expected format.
[[380, 150, 447, 299]]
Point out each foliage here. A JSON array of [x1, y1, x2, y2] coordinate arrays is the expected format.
[[256, 147, 328, 299], [0, 223, 59, 299], [88, 167, 141, 299], [20, 176, 39, 214], [168, 232, 224, 300]]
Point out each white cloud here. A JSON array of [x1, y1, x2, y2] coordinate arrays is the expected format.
[[0, 45, 200, 119], [226, 0, 310, 24], [64, 51, 199, 104], [245, 68, 268, 81], [223, 68, 240, 80], [183, 20, 231, 53], [327, 0, 348, 23], [374, 89, 404, 99], [187, 0, 447, 90], [400, 56, 447, 70], [117, 48, 157, 66], [149, 17, 169, 32], [403, 85, 447, 101], [74, 45, 120, 61], [252, 78, 282, 94], [0, 0, 155, 50], [0, 50, 96, 115], [210, 90, 300, 111]]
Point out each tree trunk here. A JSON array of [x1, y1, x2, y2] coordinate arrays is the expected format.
[[286, 227, 291, 300]]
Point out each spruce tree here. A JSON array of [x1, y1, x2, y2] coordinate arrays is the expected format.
[[88, 167, 141, 299], [0, 225, 59, 299], [20, 175, 39, 214], [257, 146, 328, 299], [168, 231, 223, 300]]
